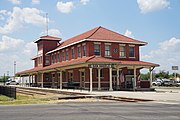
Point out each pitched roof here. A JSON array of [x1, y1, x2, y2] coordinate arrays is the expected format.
[[16, 56, 159, 75], [34, 35, 61, 43], [47, 26, 147, 54]]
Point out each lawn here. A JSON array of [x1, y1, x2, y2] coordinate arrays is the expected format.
[[0, 93, 59, 105]]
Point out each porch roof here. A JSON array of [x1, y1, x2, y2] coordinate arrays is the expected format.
[[16, 56, 159, 75]]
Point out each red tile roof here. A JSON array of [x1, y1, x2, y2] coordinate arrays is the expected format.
[[16, 56, 159, 75], [48, 26, 147, 54], [34, 35, 61, 43], [120, 60, 160, 67]]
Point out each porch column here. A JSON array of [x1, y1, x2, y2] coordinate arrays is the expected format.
[[89, 67, 93, 92], [98, 68, 101, 90], [31, 75, 34, 86], [116, 68, 120, 90], [133, 66, 137, 91], [149, 67, 153, 88], [29, 75, 31, 87], [60, 71, 63, 89], [41, 73, 44, 88], [22, 77, 24, 87], [109, 67, 113, 91]]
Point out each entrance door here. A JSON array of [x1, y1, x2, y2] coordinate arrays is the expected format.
[[80, 71, 85, 89], [125, 75, 133, 89]]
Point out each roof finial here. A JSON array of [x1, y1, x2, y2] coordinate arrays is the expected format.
[[46, 13, 48, 36]]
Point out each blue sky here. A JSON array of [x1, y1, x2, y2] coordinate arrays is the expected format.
[[0, 0, 180, 76]]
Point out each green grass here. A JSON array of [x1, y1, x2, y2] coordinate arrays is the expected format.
[[0, 94, 57, 105]]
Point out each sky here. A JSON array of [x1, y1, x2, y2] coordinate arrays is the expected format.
[[0, 0, 180, 76]]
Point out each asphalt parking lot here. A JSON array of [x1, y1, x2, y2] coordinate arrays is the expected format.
[[0, 102, 180, 120]]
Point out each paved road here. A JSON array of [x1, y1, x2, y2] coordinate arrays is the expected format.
[[0, 102, 180, 120]]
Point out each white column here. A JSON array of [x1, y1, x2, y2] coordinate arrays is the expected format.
[[109, 67, 113, 91], [22, 77, 24, 87], [89, 68, 93, 92], [149, 67, 153, 88], [116, 68, 120, 89], [60, 71, 62, 89], [31, 75, 34, 86], [133, 66, 137, 91], [98, 68, 101, 90], [28, 75, 30, 87], [41, 73, 44, 88]]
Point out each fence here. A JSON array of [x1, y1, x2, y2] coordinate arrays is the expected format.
[[0, 85, 16, 99]]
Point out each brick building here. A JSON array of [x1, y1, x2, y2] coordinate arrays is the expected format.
[[16, 26, 159, 91]]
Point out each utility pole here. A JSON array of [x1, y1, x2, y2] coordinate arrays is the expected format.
[[14, 61, 16, 80], [46, 13, 48, 36], [4, 73, 5, 85]]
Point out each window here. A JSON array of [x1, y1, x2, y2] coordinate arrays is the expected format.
[[82, 45, 86, 56], [57, 52, 60, 62], [119, 45, 126, 57], [68, 72, 73, 81], [129, 46, 135, 58], [105, 45, 111, 56], [62, 52, 65, 61], [65, 50, 68, 60], [94, 44, 100, 56], [45, 56, 50, 65], [71, 48, 74, 59], [51, 54, 54, 64], [78, 47, 81, 57]]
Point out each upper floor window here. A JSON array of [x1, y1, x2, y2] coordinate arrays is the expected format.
[[129, 45, 135, 58], [45, 56, 50, 65], [105, 44, 111, 57], [51, 54, 55, 64], [71, 48, 74, 59], [82, 45, 86, 57], [62, 52, 65, 61], [119, 44, 126, 58], [77, 46, 81, 58], [65, 50, 68, 60], [94, 44, 100, 56], [57, 52, 60, 62]]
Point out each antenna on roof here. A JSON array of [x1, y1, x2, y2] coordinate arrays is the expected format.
[[45, 13, 48, 36]]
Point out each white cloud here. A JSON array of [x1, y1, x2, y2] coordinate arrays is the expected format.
[[32, 0, 40, 4], [0, 7, 46, 34], [0, 35, 37, 76], [124, 29, 134, 38], [80, 0, 90, 5], [137, 0, 170, 14], [9, 0, 21, 4], [0, 35, 24, 52], [41, 28, 61, 37], [141, 37, 180, 73], [56, 1, 74, 13]]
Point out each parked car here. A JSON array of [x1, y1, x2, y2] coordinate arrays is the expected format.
[[161, 79, 178, 86], [5, 80, 19, 85], [152, 79, 163, 86]]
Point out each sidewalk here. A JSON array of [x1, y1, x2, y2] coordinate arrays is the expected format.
[[16, 86, 180, 104]]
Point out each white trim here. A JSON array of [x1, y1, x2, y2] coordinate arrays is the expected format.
[[46, 39, 86, 54], [77, 44, 81, 47], [94, 42, 101, 44], [88, 39, 146, 45], [129, 44, 135, 47], [46, 38, 146, 55], [105, 43, 111, 45], [119, 44, 126, 46]]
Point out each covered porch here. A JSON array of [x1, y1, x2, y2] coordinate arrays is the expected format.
[[16, 56, 159, 91]]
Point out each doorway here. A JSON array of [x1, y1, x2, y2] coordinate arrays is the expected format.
[[80, 71, 85, 89]]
